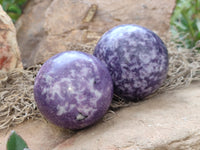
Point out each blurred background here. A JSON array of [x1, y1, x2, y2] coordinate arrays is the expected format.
[[1, 0, 200, 50]]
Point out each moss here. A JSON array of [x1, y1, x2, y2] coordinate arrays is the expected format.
[[0, 0, 28, 23]]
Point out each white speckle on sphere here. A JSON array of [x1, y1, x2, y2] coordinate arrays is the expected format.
[[80, 67, 90, 76], [144, 64, 154, 74], [139, 53, 151, 64], [51, 82, 65, 100], [87, 78, 102, 107], [41, 87, 48, 95], [77, 105, 96, 117], [69, 69, 76, 78], [45, 75, 54, 83], [57, 104, 67, 116], [76, 114, 86, 120]]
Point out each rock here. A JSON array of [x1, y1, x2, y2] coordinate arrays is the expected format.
[[0, 120, 73, 150], [53, 82, 200, 150], [16, 0, 176, 67], [0, 5, 22, 71], [0, 82, 200, 150], [16, 0, 52, 67]]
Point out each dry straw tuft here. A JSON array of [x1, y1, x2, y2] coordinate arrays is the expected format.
[[0, 66, 43, 130], [0, 35, 200, 130]]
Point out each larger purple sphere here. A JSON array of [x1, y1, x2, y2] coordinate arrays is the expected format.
[[94, 24, 168, 101], [34, 51, 113, 129]]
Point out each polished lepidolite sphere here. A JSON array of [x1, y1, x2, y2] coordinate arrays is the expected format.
[[94, 24, 168, 101], [34, 51, 113, 129]]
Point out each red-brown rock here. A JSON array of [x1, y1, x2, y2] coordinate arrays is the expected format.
[[0, 5, 22, 71]]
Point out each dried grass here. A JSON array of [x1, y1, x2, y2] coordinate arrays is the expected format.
[[0, 66, 43, 130], [0, 35, 200, 130]]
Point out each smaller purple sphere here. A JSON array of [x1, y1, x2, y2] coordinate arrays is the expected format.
[[94, 24, 169, 101], [34, 51, 113, 129]]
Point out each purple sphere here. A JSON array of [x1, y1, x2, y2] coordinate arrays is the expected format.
[[34, 51, 113, 129], [94, 24, 168, 101]]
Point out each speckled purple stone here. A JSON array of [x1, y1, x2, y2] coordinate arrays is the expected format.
[[94, 24, 168, 101], [34, 51, 113, 130]]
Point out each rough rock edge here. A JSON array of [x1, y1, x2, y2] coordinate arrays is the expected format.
[[0, 5, 23, 71], [152, 131, 200, 150]]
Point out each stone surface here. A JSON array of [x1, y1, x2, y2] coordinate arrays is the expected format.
[[16, 0, 52, 67], [0, 120, 73, 150], [53, 82, 200, 150], [0, 82, 200, 150], [16, 0, 176, 67], [0, 5, 22, 71]]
